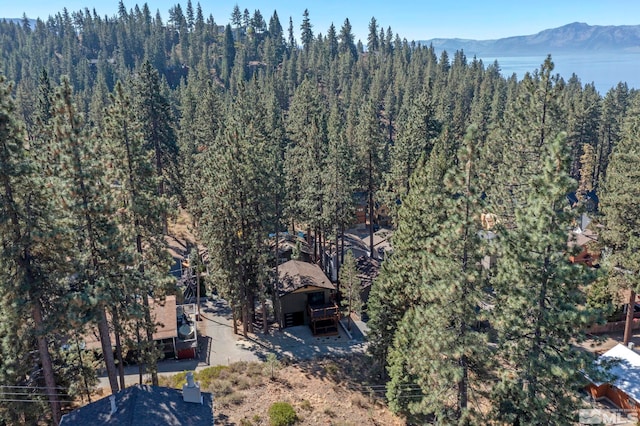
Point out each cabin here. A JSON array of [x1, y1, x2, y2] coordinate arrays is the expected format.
[[586, 343, 640, 418], [275, 260, 339, 336], [270, 233, 313, 264], [568, 225, 600, 268], [83, 296, 199, 360], [354, 191, 368, 224]]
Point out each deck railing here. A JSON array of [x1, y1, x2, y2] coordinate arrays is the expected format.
[[308, 303, 340, 320]]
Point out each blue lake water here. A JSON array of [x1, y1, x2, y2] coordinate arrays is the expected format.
[[477, 53, 640, 94]]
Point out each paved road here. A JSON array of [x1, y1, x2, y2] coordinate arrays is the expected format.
[[98, 295, 368, 388]]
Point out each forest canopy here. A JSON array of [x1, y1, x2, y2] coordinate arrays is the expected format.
[[0, 1, 638, 424]]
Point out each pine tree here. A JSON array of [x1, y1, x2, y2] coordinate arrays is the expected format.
[[131, 61, 180, 234], [48, 77, 125, 395], [381, 128, 488, 423], [367, 17, 379, 53], [490, 133, 597, 424], [231, 4, 242, 29], [222, 24, 236, 84], [0, 72, 66, 425], [484, 56, 566, 226], [387, 85, 441, 204], [599, 93, 640, 345], [284, 78, 328, 261], [578, 142, 596, 198], [101, 81, 173, 387], [339, 250, 362, 331], [368, 136, 451, 379], [595, 83, 629, 188], [200, 82, 275, 337], [326, 98, 357, 271], [300, 9, 313, 52], [355, 98, 385, 257], [338, 18, 357, 60]]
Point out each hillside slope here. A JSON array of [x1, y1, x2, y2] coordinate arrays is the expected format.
[[421, 22, 640, 55]]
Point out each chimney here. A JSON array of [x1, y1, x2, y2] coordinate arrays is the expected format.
[[629, 342, 635, 351], [109, 395, 117, 415], [182, 371, 202, 404]]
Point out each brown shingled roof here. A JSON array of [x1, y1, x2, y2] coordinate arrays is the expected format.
[[277, 260, 335, 295], [83, 295, 177, 350]]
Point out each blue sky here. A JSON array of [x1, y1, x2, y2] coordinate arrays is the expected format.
[[2, 1, 640, 42]]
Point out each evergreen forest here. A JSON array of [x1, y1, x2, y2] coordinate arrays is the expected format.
[[1, 2, 639, 424]]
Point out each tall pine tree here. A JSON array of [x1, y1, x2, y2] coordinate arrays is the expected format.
[[599, 93, 640, 345], [490, 133, 597, 424]]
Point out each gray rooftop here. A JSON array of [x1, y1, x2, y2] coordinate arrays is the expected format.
[[60, 384, 213, 425]]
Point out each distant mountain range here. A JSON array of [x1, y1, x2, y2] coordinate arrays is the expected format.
[[420, 22, 640, 56]]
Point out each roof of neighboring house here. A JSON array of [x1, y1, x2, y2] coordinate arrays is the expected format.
[[60, 384, 214, 425], [84, 296, 177, 350], [568, 227, 598, 249], [592, 343, 640, 403], [277, 260, 335, 296], [150, 296, 178, 340], [356, 256, 380, 289], [272, 233, 313, 255]]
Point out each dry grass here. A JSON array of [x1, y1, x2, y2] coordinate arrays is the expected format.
[[157, 357, 403, 425]]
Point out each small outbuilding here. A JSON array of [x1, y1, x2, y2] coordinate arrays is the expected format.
[[587, 343, 640, 417]]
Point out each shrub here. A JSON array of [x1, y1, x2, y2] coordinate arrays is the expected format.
[[351, 394, 368, 408], [209, 379, 233, 396], [235, 376, 251, 390], [268, 402, 297, 426], [197, 365, 228, 388], [245, 362, 265, 377], [217, 391, 246, 407]]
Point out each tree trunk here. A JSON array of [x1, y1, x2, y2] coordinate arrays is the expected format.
[[32, 299, 61, 425], [97, 308, 119, 394], [458, 354, 468, 414], [624, 290, 636, 345], [340, 224, 345, 265], [74, 333, 91, 403], [248, 298, 254, 334], [136, 321, 143, 385], [141, 294, 159, 386], [232, 308, 238, 335], [262, 299, 268, 334], [112, 309, 126, 390], [196, 259, 201, 320], [242, 300, 249, 337], [368, 150, 375, 258]]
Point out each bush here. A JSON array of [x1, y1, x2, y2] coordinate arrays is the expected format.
[[197, 365, 228, 387], [268, 402, 297, 426]]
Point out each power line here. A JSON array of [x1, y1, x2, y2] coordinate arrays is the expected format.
[[0, 399, 69, 403], [0, 385, 67, 389]]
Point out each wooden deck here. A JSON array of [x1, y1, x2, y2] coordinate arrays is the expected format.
[[308, 303, 340, 336]]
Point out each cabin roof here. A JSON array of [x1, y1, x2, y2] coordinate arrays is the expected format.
[[277, 260, 335, 296]]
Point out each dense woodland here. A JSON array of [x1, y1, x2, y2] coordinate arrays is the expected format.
[[1, 1, 639, 424]]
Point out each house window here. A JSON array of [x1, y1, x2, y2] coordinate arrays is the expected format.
[[308, 292, 324, 306]]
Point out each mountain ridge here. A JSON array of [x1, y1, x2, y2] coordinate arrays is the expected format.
[[420, 22, 640, 56]]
